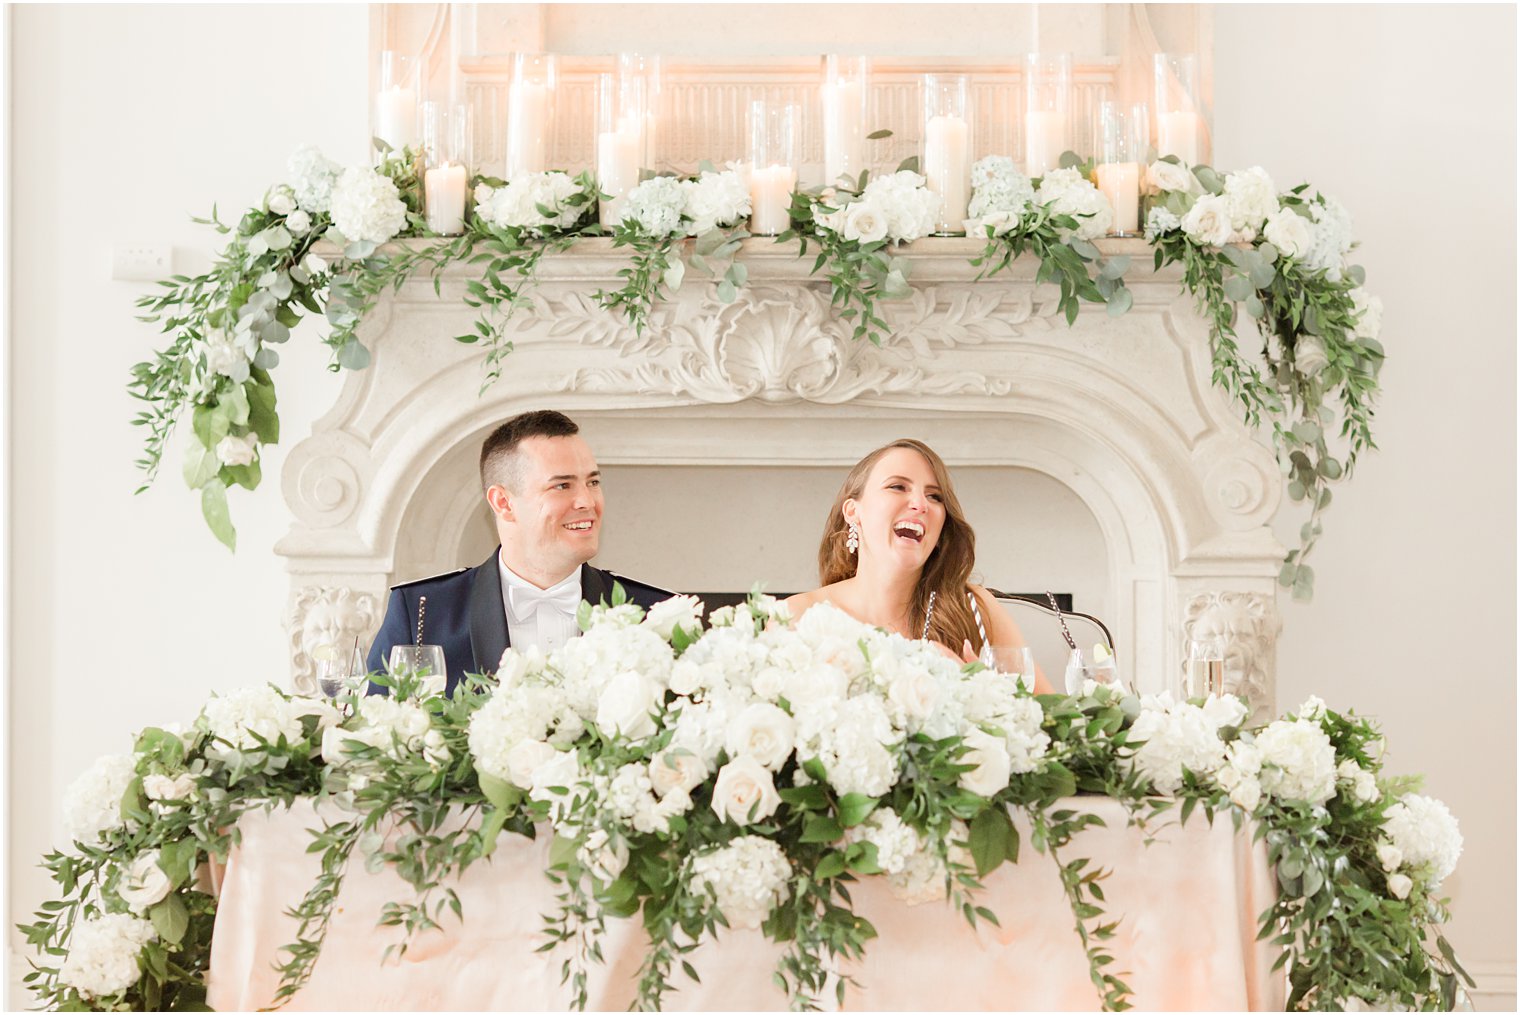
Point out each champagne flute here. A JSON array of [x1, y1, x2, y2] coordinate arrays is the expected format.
[[1184, 637, 1226, 698]]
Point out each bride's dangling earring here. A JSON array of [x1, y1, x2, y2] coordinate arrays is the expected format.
[[846, 521, 860, 554]]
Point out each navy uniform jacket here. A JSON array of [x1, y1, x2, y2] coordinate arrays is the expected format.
[[366, 551, 672, 695]]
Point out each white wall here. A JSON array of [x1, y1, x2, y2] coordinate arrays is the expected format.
[[8, 2, 1515, 1006]]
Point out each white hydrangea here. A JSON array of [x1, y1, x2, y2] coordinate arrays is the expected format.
[[329, 166, 408, 245], [1301, 194, 1355, 278], [468, 682, 583, 787], [688, 836, 792, 930], [552, 620, 675, 723], [62, 753, 138, 843], [1222, 166, 1278, 241], [58, 913, 156, 999], [966, 155, 1035, 234], [1254, 718, 1338, 805], [474, 171, 585, 232], [324, 697, 447, 767], [624, 176, 687, 238], [682, 169, 751, 235], [1144, 206, 1182, 241], [1381, 794, 1463, 887], [201, 325, 257, 382], [607, 761, 693, 834], [202, 686, 309, 752], [844, 807, 922, 875], [860, 170, 942, 243], [1123, 694, 1227, 794], [286, 144, 342, 213], [797, 694, 900, 798], [886, 818, 971, 905], [1034, 167, 1112, 240]]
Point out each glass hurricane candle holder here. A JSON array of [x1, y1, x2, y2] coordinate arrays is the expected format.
[[505, 53, 556, 178], [422, 102, 471, 236], [922, 74, 971, 235], [821, 55, 869, 188], [1023, 53, 1071, 178], [747, 100, 799, 236], [595, 72, 644, 227], [618, 53, 662, 172], [373, 50, 420, 157], [1095, 101, 1148, 237], [1153, 53, 1208, 166]]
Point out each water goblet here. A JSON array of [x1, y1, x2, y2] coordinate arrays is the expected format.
[[985, 644, 1038, 693], [387, 644, 447, 699], [1064, 646, 1121, 695]]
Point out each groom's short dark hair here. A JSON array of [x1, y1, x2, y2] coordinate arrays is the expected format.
[[480, 410, 580, 492]]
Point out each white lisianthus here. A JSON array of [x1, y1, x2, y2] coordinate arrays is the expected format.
[[1350, 287, 1383, 341], [1180, 193, 1234, 247], [267, 185, 298, 217], [707, 605, 737, 628], [643, 595, 704, 640], [725, 703, 796, 772], [1123, 695, 1227, 794], [689, 836, 792, 930], [1262, 207, 1313, 259], [596, 669, 663, 742], [475, 171, 585, 232], [624, 176, 687, 237], [711, 755, 782, 825], [648, 748, 709, 797], [1222, 166, 1278, 240], [338, 696, 444, 764], [142, 772, 195, 802], [1146, 159, 1194, 194], [843, 807, 922, 875], [1293, 335, 1330, 376], [1337, 758, 1380, 804], [1144, 206, 1182, 241], [287, 144, 342, 213], [1254, 718, 1338, 805], [118, 850, 172, 914], [965, 209, 1022, 237], [958, 727, 1013, 797], [285, 209, 313, 235], [63, 754, 138, 843], [1387, 873, 1414, 900], [1201, 694, 1249, 731], [329, 166, 408, 245], [214, 433, 259, 468], [57, 913, 157, 999], [1376, 841, 1404, 872], [1035, 167, 1113, 240], [577, 827, 630, 883], [682, 169, 751, 235], [843, 199, 889, 244], [1381, 794, 1463, 886]]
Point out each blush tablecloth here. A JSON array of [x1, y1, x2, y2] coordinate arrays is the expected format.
[[205, 798, 1284, 1012]]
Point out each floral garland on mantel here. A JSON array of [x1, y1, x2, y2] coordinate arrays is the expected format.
[[130, 143, 1383, 600], [21, 592, 1468, 1011]]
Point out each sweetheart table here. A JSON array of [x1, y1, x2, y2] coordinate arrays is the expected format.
[[205, 797, 1284, 1011]]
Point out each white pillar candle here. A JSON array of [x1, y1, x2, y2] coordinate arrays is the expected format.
[[597, 128, 642, 226], [1024, 110, 1067, 177], [424, 162, 468, 235], [1157, 111, 1202, 166], [375, 85, 418, 152], [506, 81, 549, 177], [823, 81, 864, 186], [924, 114, 970, 233], [748, 163, 797, 236], [1095, 161, 1141, 235]]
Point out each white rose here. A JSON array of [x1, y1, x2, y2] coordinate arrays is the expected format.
[[267, 185, 298, 216], [643, 595, 704, 640], [711, 755, 782, 825], [578, 828, 630, 883], [118, 851, 173, 914], [887, 669, 941, 723], [1298, 695, 1327, 720], [1294, 335, 1330, 376], [843, 200, 889, 244], [285, 209, 312, 235], [958, 728, 1013, 797], [596, 669, 662, 742], [1201, 695, 1248, 731], [648, 749, 709, 796], [303, 252, 328, 276], [1387, 872, 1413, 899], [214, 433, 259, 468], [1263, 208, 1313, 260], [142, 773, 195, 802], [1377, 841, 1404, 872], [1146, 160, 1193, 194], [505, 739, 556, 789], [1351, 288, 1383, 341], [1229, 777, 1261, 812], [725, 703, 795, 772], [1180, 193, 1234, 247]]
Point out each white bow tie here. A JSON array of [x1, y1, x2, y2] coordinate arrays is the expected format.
[[506, 582, 581, 626]]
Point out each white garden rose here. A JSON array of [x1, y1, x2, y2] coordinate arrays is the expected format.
[[578, 827, 630, 883], [724, 702, 796, 772], [1350, 287, 1383, 341], [506, 739, 557, 790], [648, 748, 709, 797], [1254, 718, 1338, 805], [643, 595, 704, 640], [711, 754, 782, 825], [118, 850, 172, 913], [63, 753, 138, 843], [142, 772, 195, 802], [58, 913, 156, 999], [1294, 335, 1330, 376], [596, 669, 662, 742], [287, 144, 341, 213], [1337, 758, 1380, 804], [1180, 193, 1234, 246], [843, 199, 889, 244], [1146, 159, 1194, 194], [1201, 694, 1249, 731], [1376, 841, 1404, 872], [1382, 794, 1463, 886], [529, 750, 586, 826], [214, 433, 259, 468], [958, 727, 1013, 797], [887, 668, 942, 725], [1263, 207, 1313, 259], [329, 166, 408, 245], [285, 209, 312, 235], [1387, 872, 1413, 900], [267, 185, 298, 216], [688, 836, 791, 929]]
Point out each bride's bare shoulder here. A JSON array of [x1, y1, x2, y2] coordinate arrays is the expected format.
[[781, 582, 851, 623]]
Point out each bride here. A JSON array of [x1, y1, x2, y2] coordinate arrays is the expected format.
[[784, 438, 1053, 693]]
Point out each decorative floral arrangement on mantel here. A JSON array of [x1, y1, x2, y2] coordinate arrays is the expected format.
[[21, 593, 1468, 1012], [130, 140, 1383, 601]]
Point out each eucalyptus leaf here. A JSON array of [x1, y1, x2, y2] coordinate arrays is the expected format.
[[1105, 287, 1133, 317], [253, 347, 280, 370], [337, 340, 372, 371], [201, 480, 235, 551]]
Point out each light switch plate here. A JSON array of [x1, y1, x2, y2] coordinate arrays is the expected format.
[[112, 244, 173, 281]]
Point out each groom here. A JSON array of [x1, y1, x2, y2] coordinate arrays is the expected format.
[[366, 409, 671, 693]]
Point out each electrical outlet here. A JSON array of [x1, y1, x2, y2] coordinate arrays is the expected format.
[[111, 244, 173, 281]]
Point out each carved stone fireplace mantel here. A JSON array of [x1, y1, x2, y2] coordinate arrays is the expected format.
[[279, 237, 1283, 716]]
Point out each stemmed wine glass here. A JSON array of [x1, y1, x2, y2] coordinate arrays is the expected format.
[[1064, 645, 1121, 695], [387, 644, 447, 699], [983, 644, 1038, 693]]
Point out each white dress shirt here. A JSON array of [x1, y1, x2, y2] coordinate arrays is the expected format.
[[498, 554, 583, 655]]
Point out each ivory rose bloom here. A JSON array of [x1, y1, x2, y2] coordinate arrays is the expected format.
[[1263, 207, 1313, 260], [596, 669, 662, 741], [725, 703, 795, 771], [118, 851, 172, 913], [1146, 159, 1193, 194], [958, 728, 1013, 797], [711, 755, 782, 825], [648, 749, 709, 797], [843, 200, 889, 244], [506, 739, 557, 789], [1181, 194, 1234, 246], [142, 772, 195, 802]]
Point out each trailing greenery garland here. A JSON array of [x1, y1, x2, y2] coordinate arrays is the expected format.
[[23, 592, 1467, 1013]]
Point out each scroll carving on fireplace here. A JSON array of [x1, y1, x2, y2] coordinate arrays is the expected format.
[[287, 585, 384, 695], [1182, 591, 1282, 720]]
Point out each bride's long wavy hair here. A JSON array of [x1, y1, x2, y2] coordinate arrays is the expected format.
[[817, 439, 983, 653]]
